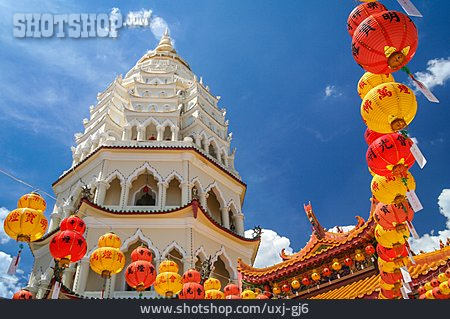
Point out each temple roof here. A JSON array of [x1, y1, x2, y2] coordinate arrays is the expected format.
[[238, 212, 375, 281], [310, 246, 450, 299], [155, 28, 176, 53]]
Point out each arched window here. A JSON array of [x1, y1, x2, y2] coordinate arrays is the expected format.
[[163, 126, 172, 141], [166, 248, 184, 274], [212, 257, 230, 289], [104, 178, 122, 206], [206, 190, 222, 224], [229, 210, 235, 232], [128, 172, 159, 206], [135, 188, 156, 206], [165, 178, 181, 207], [145, 123, 157, 140], [208, 143, 217, 159], [131, 126, 138, 141]]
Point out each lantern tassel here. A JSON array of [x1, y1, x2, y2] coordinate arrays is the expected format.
[[7, 244, 23, 275], [396, 0, 423, 18], [401, 66, 439, 103]]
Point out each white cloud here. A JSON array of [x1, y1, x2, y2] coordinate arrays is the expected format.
[[324, 85, 343, 99], [414, 57, 450, 90], [245, 229, 294, 268], [117, 7, 169, 41], [0, 207, 11, 244], [150, 17, 169, 40], [0, 251, 24, 298], [409, 189, 450, 253], [327, 225, 355, 233]]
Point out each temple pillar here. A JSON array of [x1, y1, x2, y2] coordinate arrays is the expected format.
[[137, 126, 145, 141], [171, 126, 179, 141], [194, 135, 202, 148], [220, 207, 230, 228], [122, 126, 131, 141], [49, 209, 62, 232], [36, 279, 51, 299], [95, 180, 109, 205], [199, 192, 207, 210], [73, 258, 90, 294], [156, 125, 163, 141], [180, 182, 189, 206], [121, 183, 130, 208], [61, 264, 76, 290], [232, 213, 244, 235], [62, 205, 75, 219]]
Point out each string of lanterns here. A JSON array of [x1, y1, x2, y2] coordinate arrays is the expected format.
[[346, 0, 438, 299]]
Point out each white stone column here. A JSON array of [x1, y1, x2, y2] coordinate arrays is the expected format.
[[180, 182, 189, 205], [156, 125, 163, 141], [200, 193, 207, 210], [137, 126, 145, 141], [49, 210, 62, 232], [232, 214, 244, 235], [73, 259, 90, 294], [94, 180, 109, 205], [121, 183, 130, 208], [194, 136, 202, 148], [171, 127, 179, 141], [220, 207, 230, 228], [36, 279, 51, 299], [159, 182, 168, 209], [122, 126, 131, 141], [62, 264, 76, 290]]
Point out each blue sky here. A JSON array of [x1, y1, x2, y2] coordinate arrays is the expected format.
[[0, 0, 449, 296]]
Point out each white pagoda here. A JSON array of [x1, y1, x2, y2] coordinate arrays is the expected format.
[[26, 30, 260, 299]]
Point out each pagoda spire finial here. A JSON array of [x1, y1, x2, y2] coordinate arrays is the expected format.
[[303, 202, 325, 239], [155, 27, 176, 53]]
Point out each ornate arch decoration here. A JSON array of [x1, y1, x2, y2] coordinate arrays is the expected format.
[[204, 181, 227, 208], [161, 241, 187, 260], [120, 229, 160, 259], [141, 117, 160, 128], [164, 170, 185, 185], [126, 162, 163, 187], [103, 170, 126, 187], [210, 246, 237, 280], [126, 118, 142, 128], [226, 200, 240, 215], [160, 119, 176, 129], [190, 177, 204, 196]]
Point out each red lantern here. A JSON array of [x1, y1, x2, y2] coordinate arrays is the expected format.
[[430, 278, 440, 288], [374, 201, 414, 230], [131, 245, 153, 262], [59, 215, 86, 234], [178, 282, 205, 299], [347, 2, 388, 37], [49, 230, 87, 267], [344, 257, 354, 267], [380, 270, 403, 285], [322, 267, 332, 277], [301, 277, 311, 286], [446, 268, 450, 278], [182, 268, 201, 284], [352, 11, 418, 74], [377, 244, 408, 262], [432, 287, 446, 300], [225, 294, 241, 299], [366, 133, 415, 176], [125, 260, 157, 291], [365, 244, 375, 256], [417, 286, 426, 295], [281, 284, 290, 293], [257, 294, 269, 299], [224, 283, 240, 297], [381, 287, 402, 299], [12, 289, 33, 299], [364, 128, 384, 146]]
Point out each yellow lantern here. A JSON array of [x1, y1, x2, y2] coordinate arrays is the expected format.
[[272, 286, 281, 295], [331, 259, 342, 271], [90, 233, 125, 278], [4, 208, 48, 242], [311, 270, 321, 282], [437, 273, 448, 283], [205, 289, 225, 299], [291, 280, 301, 290], [357, 72, 395, 99], [154, 260, 182, 297], [379, 278, 401, 291], [439, 281, 450, 295], [371, 172, 416, 205], [355, 249, 365, 262], [361, 82, 417, 133], [375, 224, 409, 248], [424, 282, 433, 291], [425, 290, 435, 299], [98, 232, 122, 249], [241, 289, 256, 299], [17, 192, 46, 212], [204, 277, 221, 291]]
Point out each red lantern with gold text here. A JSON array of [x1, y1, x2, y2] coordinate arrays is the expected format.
[[380, 269, 403, 285], [60, 215, 86, 234], [352, 11, 418, 74], [12, 289, 33, 299], [125, 246, 156, 292], [49, 229, 87, 268], [366, 133, 415, 176], [374, 201, 414, 230], [179, 269, 204, 300], [377, 244, 408, 262], [364, 128, 384, 146], [347, 1, 387, 37]]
